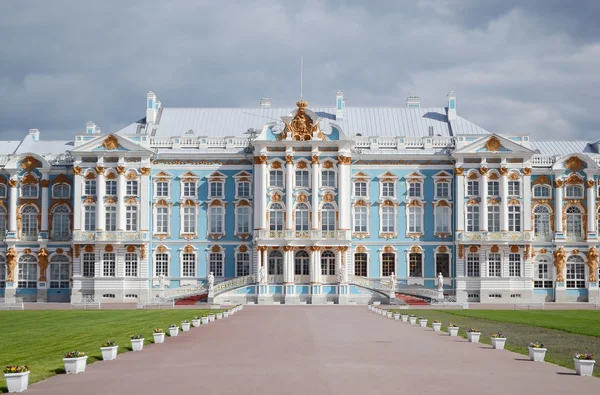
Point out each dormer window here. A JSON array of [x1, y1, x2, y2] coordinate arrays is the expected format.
[[565, 185, 583, 199]]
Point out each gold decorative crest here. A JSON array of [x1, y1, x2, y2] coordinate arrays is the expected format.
[[484, 136, 504, 152], [280, 99, 323, 141], [565, 156, 585, 173], [102, 135, 121, 150]]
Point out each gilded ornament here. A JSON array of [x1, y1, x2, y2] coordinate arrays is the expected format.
[[311, 155, 319, 165], [572, 249, 580, 255], [105, 245, 114, 252], [297, 194, 307, 203], [499, 167, 508, 176], [6, 248, 17, 282], [458, 244, 464, 259], [338, 156, 352, 165], [438, 246, 447, 253], [140, 245, 147, 259], [508, 198, 520, 205], [454, 167, 464, 176], [37, 248, 49, 281], [283, 245, 294, 252], [354, 200, 368, 207], [74, 245, 80, 258], [322, 161, 334, 169], [296, 161, 308, 169], [116, 165, 126, 175], [238, 245, 248, 253], [157, 245, 167, 253], [323, 192, 334, 202], [84, 245, 94, 253], [436, 200, 451, 207], [490, 245, 499, 253], [285, 155, 294, 165], [383, 245, 394, 254], [96, 165, 105, 175], [488, 172, 499, 180], [510, 245, 519, 253], [488, 198, 500, 205], [587, 179, 595, 188], [554, 179, 564, 188], [126, 245, 136, 252], [532, 175, 550, 186], [467, 172, 479, 180], [338, 246, 349, 253], [56, 248, 64, 254], [105, 196, 117, 204], [102, 135, 121, 150], [410, 245, 421, 253], [270, 161, 282, 170], [466, 198, 478, 205], [73, 166, 82, 175], [522, 168, 532, 176], [20, 155, 39, 171], [211, 245, 221, 253], [540, 248, 548, 254], [469, 245, 478, 253], [21, 173, 38, 185], [8, 179, 18, 187], [271, 193, 282, 202], [140, 167, 151, 176], [508, 172, 520, 181], [40, 179, 50, 188], [184, 245, 194, 253], [479, 166, 488, 176], [83, 196, 96, 204], [236, 199, 251, 207], [126, 171, 138, 180], [554, 247, 567, 282], [565, 173, 584, 185], [85, 172, 96, 180], [355, 245, 367, 253], [587, 247, 599, 282], [564, 156, 585, 173], [280, 99, 323, 141], [406, 200, 422, 207], [484, 136, 504, 152]]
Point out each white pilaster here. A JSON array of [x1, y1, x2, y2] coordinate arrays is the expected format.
[[8, 178, 17, 232], [523, 169, 532, 231], [587, 176, 596, 234], [140, 169, 150, 232], [310, 247, 317, 283], [283, 246, 293, 284], [96, 167, 105, 230], [285, 157, 293, 230], [480, 171, 488, 231], [311, 156, 320, 230], [41, 173, 49, 233], [254, 156, 267, 231], [338, 156, 351, 230], [73, 170, 82, 230], [455, 168, 464, 232], [314, 248, 322, 283], [117, 167, 126, 231], [500, 169, 508, 232], [555, 179, 564, 234]]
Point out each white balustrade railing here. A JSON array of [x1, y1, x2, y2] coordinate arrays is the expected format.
[[531, 155, 555, 166], [257, 230, 351, 240], [148, 136, 250, 150]]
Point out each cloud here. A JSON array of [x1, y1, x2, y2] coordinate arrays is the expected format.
[[0, 0, 598, 142]]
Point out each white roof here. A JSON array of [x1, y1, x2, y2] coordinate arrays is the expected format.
[[530, 140, 590, 156]]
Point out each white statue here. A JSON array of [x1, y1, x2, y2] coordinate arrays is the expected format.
[[389, 272, 397, 289], [437, 272, 444, 290], [158, 274, 165, 290], [259, 265, 267, 283], [338, 264, 344, 283], [208, 272, 215, 291]]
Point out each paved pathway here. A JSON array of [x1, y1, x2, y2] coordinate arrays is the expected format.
[[28, 307, 597, 394]]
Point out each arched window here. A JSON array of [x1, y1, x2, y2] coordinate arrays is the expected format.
[[18, 254, 37, 288], [466, 205, 479, 232], [566, 255, 585, 288], [321, 250, 336, 275], [49, 255, 70, 288], [435, 206, 451, 233], [268, 251, 283, 275], [294, 250, 309, 275], [21, 205, 39, 239], [0, 184, 6, 198], [321, 203, 336, 233], [52, 205, 70, 240], [21, 184, 38, 198], [533, 185, 551, 198], [354, 252, 367, 276], [533, 206, 551, 238], [534, 256, 552, 288], [269, 203, 283, 231], [408, 206, 423, 233], [52, 184, 70, 198], [295, 203, 309, 232], [566, 206, 583, 237], [0, 255, 6, 288], [381, 252, 395, 277], [508, 205, 521, 232], [125, 252, 138, 277], [566, 185, 583, 199], [0, 206, 6, 238], [408, 252, 422, 277]]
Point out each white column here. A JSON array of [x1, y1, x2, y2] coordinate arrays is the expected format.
[[283, 246, 293, 284], [73, 168, 82, 230], [96, 167, 105, 230], [523, 169, 532, 232], [8, 178, 18, 232], [500, 169, 508, 232], [480, 171, 488, 231], [253, 156, 267, 231], [338, 156, 351, 231], [309, 247, 317, 283], [587, 177, 596, 235], [311, 156, 320, 230], [555, 179, 564, 233], [255, 246, 263, 277], [41, 174, 49, 233], [140, 168, 150, 232], [455, 168, 465, 232], [117, 167, 126, 231], [314, 248, 322, 283], [285, 156, 293, 231]]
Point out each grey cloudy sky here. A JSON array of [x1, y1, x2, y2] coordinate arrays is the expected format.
[[1, 0, 599, 141]]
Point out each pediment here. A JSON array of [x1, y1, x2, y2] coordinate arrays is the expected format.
[[155, 171, 173, 178], [453, 134, 535, 156], [378, 171, 398, 179], [180, 171, 199, 179], [353, 171, 369, 178], [234, 171, 252, 178], [72, 134, 153, 156], [433, 171, 452, 178], [207, 171, 227, 179], [552, 154, 597, 172]]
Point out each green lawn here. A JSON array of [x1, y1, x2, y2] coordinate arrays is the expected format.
[[390, 309, 600, 376], [0, 309, 219, 391]]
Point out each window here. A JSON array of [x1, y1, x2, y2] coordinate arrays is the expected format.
[[52, 184, 70, 198], [295, 203, 309, 232], [466, 253, 480, 277], [105, 206, 116, 231], [0, 207, 5, 238], [508, 206, 521, 232], [84, 180, 96, 196], [381, 182, 395, 198], [407, 182, 422, 198], [382, 253, 395, 277], [83, 206, 96, 231], [0, 256, 6, 288], [487, 181, 499, 196], [209, 252, 224, 277], [509, 253, 521, 277], [209, 182, 223, 198], [17, 255, 37, 288], [508, 181, 520, 196], [566, 185, 583, 198], [126, 206, 138, 231], [155, 206, 169, 234], [125, 253, 138, 277], [103, 253, 116, 277], [354, 253, 367, 276], [533, 185, 551, 198], [236, 181, 250, 198], [436, 253, 450, 278], [21, 205, 39, 238], [52, 205, 70, 240], [534, 256, 553, 288], [182, 182, 196, 198], [126, 180, 138, 196], [83, 252, 95, 277], [566, 206, 583, 237], [21, 184, 38, 198], [236, 252, 250, 276], [354, 206, 368, 233], [156, 181, 169, 197], [436, 182, 450, 198], [269, 203, 283, 231], [534, 206, 551, 238], [488, 253, 501, 277], [320, 250, 335, 275], [409, 253, 422, 277], [270, 170, 284, 188], [435, 206, 450, 233], [236, 206, 250, 234], [183, 206, 196, 234], [182, 253, 196, 277], [268, 251, 284, 275], [0, 184, 5, 198], [381, 206, 395, 233], [154, 253, 169, 277], [209, 206, 224, 234], [488, 205, 500, 232], [321, 171, 336, 188], [466, 205, 480, 232], [321, 203, 336, 232], [566, 255, 585, 288], [408, 206, 422, 233], [105, 180, 117, 196], [467, 180, 479, 196], [354, 182, 367, 197], [295, 170, 309, 188]]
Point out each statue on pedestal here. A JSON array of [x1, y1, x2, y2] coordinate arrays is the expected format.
[[158, 274, 165, 290], [259, 264, 267, 284], [437, 272, 444, 290], [389, 272, 397, 289], [208, 272, 215, 291]]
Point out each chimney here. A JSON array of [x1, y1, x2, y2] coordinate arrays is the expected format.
[[336, 90, 345, 120], [146, 91, 157, 125], [85, 121, 100, 135], [406, 96, 421, 108], [260, 98, 271, 108], [428, 126, 434, 137], [29, 129, 40, 141], [447, 91, 457, 121]]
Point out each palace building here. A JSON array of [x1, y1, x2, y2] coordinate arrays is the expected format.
[[1, 90, 599, 304]]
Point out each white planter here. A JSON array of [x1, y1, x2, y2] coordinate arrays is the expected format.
[[393, 313, 400, 320], [528, 347, 547, 362], [100, 346, 118, 361], [131, 338, 144, 351], [467, 332, 481, 343], [153, 333, 165, 343], [209, 314, 216, 322], [409, 316, 417, 325], [432, 322, 441, 332], [386, 311, 393, 319], [169, 327, 179, 337], [448, 327, 459, 336], [574, 358, 595, 376], [491, 337, 506, 350], [216, 312, 223, 320], [4, 371, 30, 393], [224, 311, 230, 318], [419, 319, 428, 328], [192, 319, 201, 327], [181, 323, 190, 332], [201, 317, 209, 325], [63, 356, 88, 374], [368, 305, 373, 311], [401, 315, 408, 322]]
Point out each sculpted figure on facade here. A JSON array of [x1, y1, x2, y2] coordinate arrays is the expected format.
[[37, 248, 49, 282], [587, 247, 599, 282], [259, 264, 267, 284], [553, 247, 567, 282], [208, 272, 215, 291], [6, 248, 17, 282], [437, 272, 444, 290], [389, 272, 397, 289]]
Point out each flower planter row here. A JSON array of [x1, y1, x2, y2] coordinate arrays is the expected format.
[[3, 305, 244, 392], [366, 305, 596, 377]]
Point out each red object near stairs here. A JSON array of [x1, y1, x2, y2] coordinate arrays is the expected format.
[[175, 293, 208, 305], [396, 293, 429, 306]]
